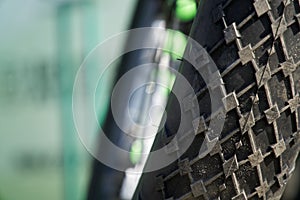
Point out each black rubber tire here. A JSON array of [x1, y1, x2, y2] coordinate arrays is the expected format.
[[134, 0, 300, 199]]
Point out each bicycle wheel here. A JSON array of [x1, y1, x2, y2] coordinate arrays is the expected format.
[[134, 0, 300, 199]]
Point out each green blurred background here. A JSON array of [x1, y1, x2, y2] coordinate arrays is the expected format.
[[0, 0, 136, 199]]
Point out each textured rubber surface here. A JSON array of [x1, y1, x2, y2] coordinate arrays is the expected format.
[[134, 0, 300, 199]]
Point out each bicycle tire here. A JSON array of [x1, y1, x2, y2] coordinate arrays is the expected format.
[[134, 0, 300, 199]]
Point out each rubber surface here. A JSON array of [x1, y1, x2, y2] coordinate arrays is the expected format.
[[134, 0, 300, 199]]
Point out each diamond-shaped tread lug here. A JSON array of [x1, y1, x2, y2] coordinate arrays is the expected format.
[[212, 4, 224, 23], [288, 95, 300, 113], [224, 23, 241, 44], [255, 181, 269, 198], [271, 16, 288, 38], [192, 116, 207, 135], [276, 167, 289, 187], [209, 140, 222, 156], [193, 48, 211, 70], [222, 92, 239, 112], [190, 180, 207, 197], [239, 112, 255, 133], [277, 174, 287, 188], [232, 191, 247, 200], [255, 64, 272, 88], [282, 59, 297, 77], [178, 159, 192, 176], [238, 45, 255, 65], [208, 71, 224, 90], [271, 139, 287, 157], [264, 104, 280, 124], [248, 149, 264, 167], [253, 0, 271, 17], [199, 134, 219, 158], [223, 155, 239, 178]]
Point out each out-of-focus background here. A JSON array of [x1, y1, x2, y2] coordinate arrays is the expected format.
[[0, 0, 136, 199]]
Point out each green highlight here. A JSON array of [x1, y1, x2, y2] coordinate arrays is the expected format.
[[175, 0, 197, 22], [130, 140, 143, 164], [157, 69, 176, 97], [163, 30, 187, 60]]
